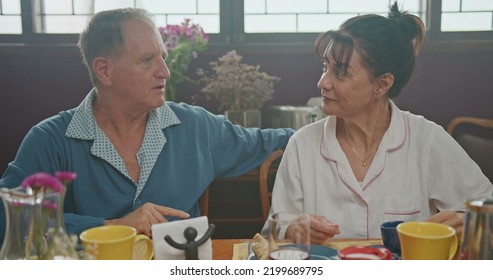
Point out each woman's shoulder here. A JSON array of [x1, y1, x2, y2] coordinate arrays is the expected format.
[[398, 107, 444, 133], [291, 116, 329, 140]]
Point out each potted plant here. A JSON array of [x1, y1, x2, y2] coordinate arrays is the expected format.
[[196, 50, 280, 127], [159, 19, 208, 102]]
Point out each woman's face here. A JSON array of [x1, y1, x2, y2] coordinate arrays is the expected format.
[[317, 48, 379, 118]]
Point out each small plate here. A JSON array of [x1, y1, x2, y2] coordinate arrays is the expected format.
[[369, 245, 401, 260], [248, 244, 338, 260]]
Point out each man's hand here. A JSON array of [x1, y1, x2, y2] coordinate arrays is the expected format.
[[309, 214, 340, 244], [426, 209, 465, 237], [105, 202, 190, 237]]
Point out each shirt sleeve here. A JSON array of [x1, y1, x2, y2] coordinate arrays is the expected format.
[[0, 120, 107, 241], [0, 123, 67, 242], [426, 125, 493, 211], [196, 107, 295, 178]]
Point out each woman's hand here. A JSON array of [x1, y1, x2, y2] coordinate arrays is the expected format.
[[309, 214, 340, 244], [426, 209, 465, 237], [105, 202, 190, 237]]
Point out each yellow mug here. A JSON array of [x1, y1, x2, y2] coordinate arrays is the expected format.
[[396, 221, 458, 260], [80, 225, 154, 260]]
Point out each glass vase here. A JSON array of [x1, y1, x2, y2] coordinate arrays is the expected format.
[[225, 109, 262, 127], [0, 186, 79, 260]]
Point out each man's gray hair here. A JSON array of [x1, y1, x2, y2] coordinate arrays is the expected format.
[[77, 8, 156, 86]]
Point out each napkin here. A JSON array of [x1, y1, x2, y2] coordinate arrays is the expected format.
[[151, 216, 213, 260], [233, 242, 251, 260]]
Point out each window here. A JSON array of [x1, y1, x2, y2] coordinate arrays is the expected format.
[[0, 0, 219, 38], [428, 0, 493, 41], [0, 0, 21, 34], [32, 0, 220, 34], [243, 0, 425, 33], [441, 0, 493, 31], [0, 0, 492, 45]]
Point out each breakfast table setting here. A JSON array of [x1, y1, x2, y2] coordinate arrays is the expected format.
[[212, 238, 384, 260]]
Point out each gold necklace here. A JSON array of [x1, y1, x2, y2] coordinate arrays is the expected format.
[[343, 124, 373, 167]]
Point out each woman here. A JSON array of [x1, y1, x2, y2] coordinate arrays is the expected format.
[[268, 2, 493, 243]]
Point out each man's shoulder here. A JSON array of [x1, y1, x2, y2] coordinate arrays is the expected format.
[[166, 101, 208, 115], [32, 109, 76, 135], [165, 102, 220, 124]]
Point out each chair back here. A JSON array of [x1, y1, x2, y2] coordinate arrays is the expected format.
[[199, 149, 284, 220], [447, 117, 493, 183], [259, 149, 284, 220]]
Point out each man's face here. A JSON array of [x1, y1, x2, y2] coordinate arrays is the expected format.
[[109, 19, 170, 110]]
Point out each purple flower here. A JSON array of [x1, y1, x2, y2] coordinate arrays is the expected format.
[[55, 171, 77, 183], [21, 172, 63, 193], [159, 19, 208, 101], [165, 40, 177, 51]]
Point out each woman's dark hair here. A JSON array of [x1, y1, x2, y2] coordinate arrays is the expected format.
[[315, 2, 426, 98]]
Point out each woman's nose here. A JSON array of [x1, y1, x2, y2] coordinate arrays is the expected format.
[[317, 72, 333, 91]]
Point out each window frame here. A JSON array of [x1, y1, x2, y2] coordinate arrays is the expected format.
[[426, 0, 493, 42], [0, 0, 491, 52]]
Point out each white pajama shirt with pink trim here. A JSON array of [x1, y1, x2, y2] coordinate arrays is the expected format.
[[268, 101, 493, 238]]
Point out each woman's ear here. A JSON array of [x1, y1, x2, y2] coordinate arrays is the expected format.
[[375, 73, 394, 98], [93, 57, 112, 86]]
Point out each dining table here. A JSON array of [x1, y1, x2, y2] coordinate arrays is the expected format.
[[211, 238, 383, 260]]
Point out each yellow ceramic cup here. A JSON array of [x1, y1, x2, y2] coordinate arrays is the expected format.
[[80, 225, 154, 260], [396, 221, 458, 260]]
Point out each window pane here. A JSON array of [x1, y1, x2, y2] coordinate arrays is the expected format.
[[198, 0, 219, 14], [0, 15, 21, 33], [442, 12, 493, 31], [43, 0, 73, 14], [137, 0, 196, 14], [441, 0, 493, 32], [42, 15, 91, 33], [245, 15, 297, 33], [245, 0, 265, 13], [442, 0, 461, 12], [94, 0, 134, 12], [462, 0, 493, 11], [298, 14, 357, 32], [267, 0, 327, 13], [2, 0, 21, 14], [0, 0, 21, 34], [73, 0, 94, 14], [329, 0, 390, 13]]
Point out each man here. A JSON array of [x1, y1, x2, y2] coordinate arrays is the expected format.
[[0, 8, 293, 242]]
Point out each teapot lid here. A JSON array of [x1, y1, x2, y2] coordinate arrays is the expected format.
[[465, 196, 493, 212]]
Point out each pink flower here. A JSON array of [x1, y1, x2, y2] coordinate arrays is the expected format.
[[159, 18, 208, 101], [42, 200, 58, 209], [55, 171, 77, 185], [21, 172, 63, 193]]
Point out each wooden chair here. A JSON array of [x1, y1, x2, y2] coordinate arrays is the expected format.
[[447, 116, 493, 183], [258, 149, 284, 220], [446, 117, 493, 135], [199, 149, 284, 218]]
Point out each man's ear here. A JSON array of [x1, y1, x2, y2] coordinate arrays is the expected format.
[[375, 73, 394, 98], [93, 57, 112, 86]]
